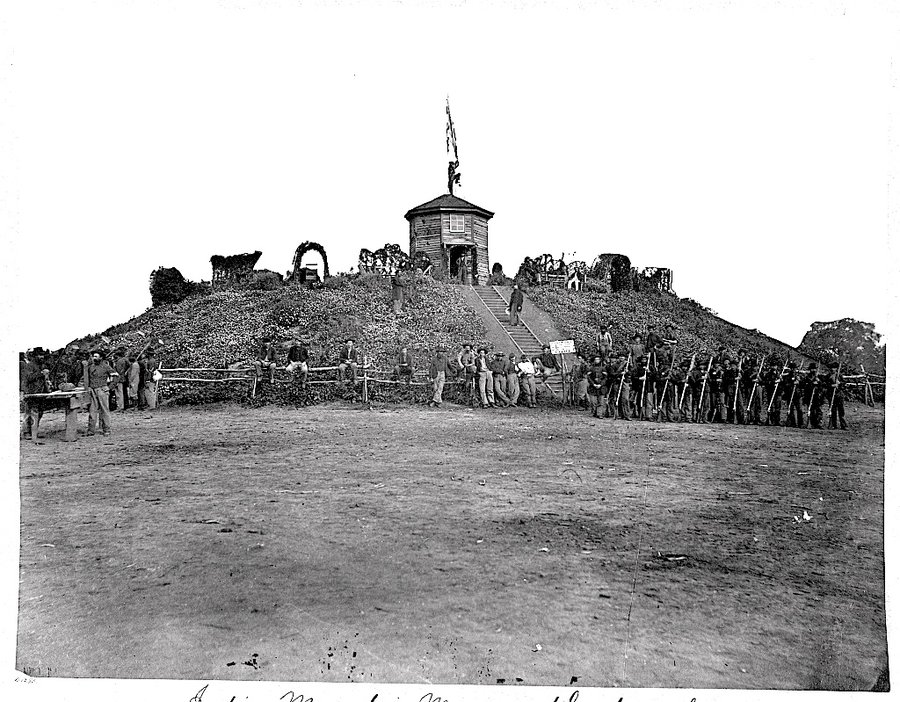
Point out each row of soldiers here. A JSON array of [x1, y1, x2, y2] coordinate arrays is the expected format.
[[20, 345, 162, 439], [569, 342, 848, 429]]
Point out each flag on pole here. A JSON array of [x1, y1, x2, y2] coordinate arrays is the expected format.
[[446, 96, 459, 161]]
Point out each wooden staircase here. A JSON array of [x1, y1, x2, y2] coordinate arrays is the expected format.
[[471, 285, 564, 397]]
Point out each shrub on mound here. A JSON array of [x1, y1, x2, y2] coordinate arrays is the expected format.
[[76, 275, 490, 406], [528, 287, 802, 363]]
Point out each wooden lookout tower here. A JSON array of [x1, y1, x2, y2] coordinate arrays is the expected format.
[[405, 194, 494, 285]]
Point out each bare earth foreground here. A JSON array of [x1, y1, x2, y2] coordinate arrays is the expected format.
[[17, 402, 887, 689]]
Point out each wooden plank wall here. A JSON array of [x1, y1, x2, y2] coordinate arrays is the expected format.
[[473, 216, 490, 284], [410, 214, 444, 275]]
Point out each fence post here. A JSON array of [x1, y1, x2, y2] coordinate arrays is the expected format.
[[362, 355, 369, 403]]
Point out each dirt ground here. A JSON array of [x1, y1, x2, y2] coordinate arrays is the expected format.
[[16, 401, 887, 689]]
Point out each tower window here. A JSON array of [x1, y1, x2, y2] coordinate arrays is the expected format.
[[450, 214, 465, 233]]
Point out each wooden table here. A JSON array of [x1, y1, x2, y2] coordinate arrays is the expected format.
[[23, 389, 91, 441]]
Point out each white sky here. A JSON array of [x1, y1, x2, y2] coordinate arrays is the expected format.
[[3, 0, 897, 352]]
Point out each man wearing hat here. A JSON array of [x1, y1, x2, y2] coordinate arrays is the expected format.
[[428, 346, 451, 407], [474, 348, 496, 408], [286, 338, 310, 389], [586, 356, 606, 418], [508, 284, 525, 327], [86, 352, 114, 436], [571, 353, 590, 410]]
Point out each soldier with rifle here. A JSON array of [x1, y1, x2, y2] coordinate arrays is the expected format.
[[745, 354, 768, 425], [708, 362, 726, 423], [724, 358, 741, 424], [586, 356, 606, 418], [678, 354, 697, 422], [784, 361, 804, 427], [804, 362, 824, 429], [612, 352, 632, 420], [763, 357, 786, 426], [824, 361, 848, 430]]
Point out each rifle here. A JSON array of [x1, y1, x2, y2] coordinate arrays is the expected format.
[[732, 354, 744, 423], [786, 359, 799, 424], [827, 360, 843, 420], [613, 352, 632, 419], [678, 353, 697, 413], [768, 356, 791, 414], [860, 363, 874, 406], [745, 354, 767, 415], [697, 355, 714, 421], [804, 368, 818, 428], [639, 352, 654, 420]]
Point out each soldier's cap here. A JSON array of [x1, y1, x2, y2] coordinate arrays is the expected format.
[[808, 362, 817, 369], [462, 343, 472, 349], [542, 344, 550, 350], [508, 352, 516, 357], [599, 325, 607, 329], [829, 361, 839, 369]]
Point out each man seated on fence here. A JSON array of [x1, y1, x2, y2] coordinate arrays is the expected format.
[[517, 354, 537, 408], [428, 346, 451, 407], [338, 338, 359, 384], [286, 338, 310, 388], [537, 345, 559, 380], [254, 338, 277, 385], [394, 346, 414, 385]]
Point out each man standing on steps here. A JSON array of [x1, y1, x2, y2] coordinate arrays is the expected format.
[[507, 284, 525, 326]]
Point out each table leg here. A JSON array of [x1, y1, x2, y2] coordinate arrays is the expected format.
[[31, 407, 39, 441], [64, 407, 78, 442]]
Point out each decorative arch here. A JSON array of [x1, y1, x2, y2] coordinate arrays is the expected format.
[[292, 241, 330, 279]]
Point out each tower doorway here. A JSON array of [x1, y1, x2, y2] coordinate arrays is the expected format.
[[448, 245, 476, 284]]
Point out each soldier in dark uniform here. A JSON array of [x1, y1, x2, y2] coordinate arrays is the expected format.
[[744, 356, 765, 425], [586, 356, 606, 418], [823, 362, 848, 429], [723, 359, 740, 424], [686, 362, 704, 423], [657, 361, 682, 422], [708, 363, 726, 423], [784, 362, 804, 428], [761, 358, 783, 426], [804, 362, 824, 429], [611, 353, 631, 420], [571, 353, 590, 410]]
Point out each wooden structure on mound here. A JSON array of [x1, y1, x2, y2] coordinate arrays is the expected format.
[[405, 193, 494, 286]]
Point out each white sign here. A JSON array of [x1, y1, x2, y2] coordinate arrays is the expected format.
[[549, 339, 575, 355]]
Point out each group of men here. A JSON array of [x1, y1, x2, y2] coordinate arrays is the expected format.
[[568, 325, 849, 430], [19, 345, 162, 439]]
